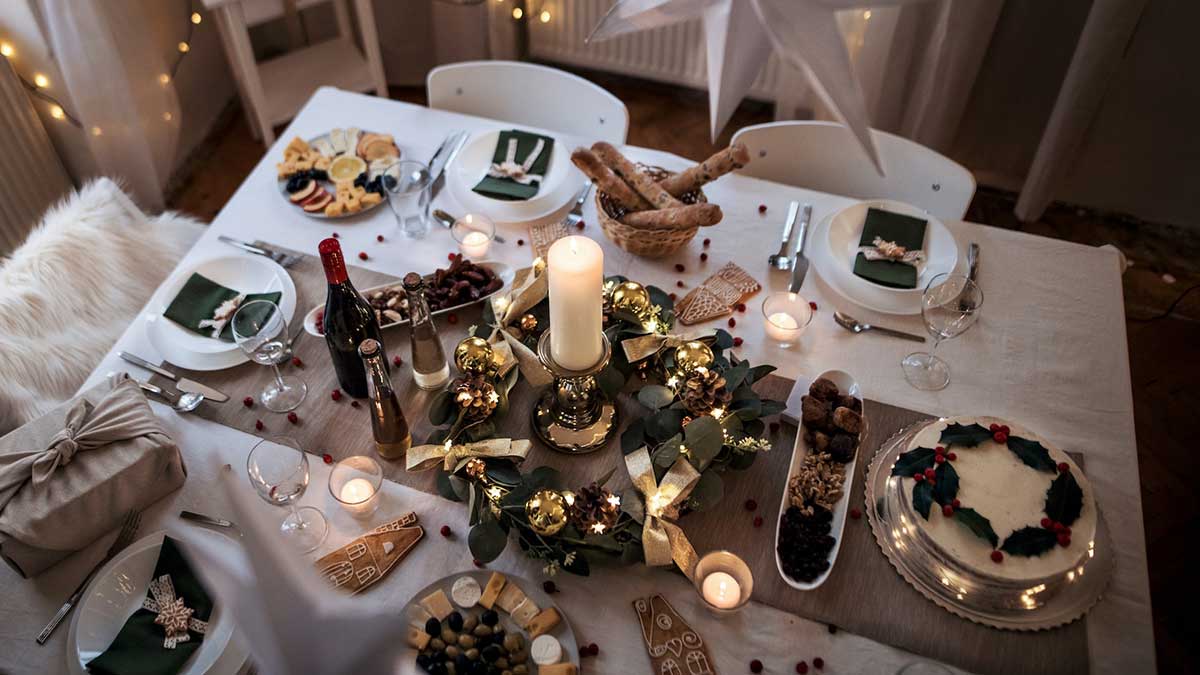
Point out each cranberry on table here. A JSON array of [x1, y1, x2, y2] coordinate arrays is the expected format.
[[813, 657, 825, 669], [849, 507, 862, 520], [358, 251, 368, 260], [322, 453, 333, 465], [291, 356, 303, 367], [809, 301, 818, 311], [287, 412, 299, 424], [700, 252, 709, 261], [744, 499, 758, 511], [991, 550, 1004, 563], [376, 234, 384, 242], [675, 263, 686, 272], [439, 525, 452, 537], [758, 204, 767, 214], [942, 504, 955, 517], [750, 659, 764, 673], [753, 515, 764, 528], [242, 396, 254, 407], [796, 661, 809, 674], [393, 355, 403, 367], [733, 337, 744, 347], [254, 419, 264, 431], [543, 580, 557, 594], [703, 238, 711, 247], [728, 317, 737, 328], [1058, 461, 1070, 473], [331, 389, 343, 401]]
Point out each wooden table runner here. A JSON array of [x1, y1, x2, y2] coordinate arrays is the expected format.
[[151, 245, 1088, 675]]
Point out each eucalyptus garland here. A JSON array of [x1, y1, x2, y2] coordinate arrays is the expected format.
[[431, 277, 783, 576], [891, 422, 1084, 560]]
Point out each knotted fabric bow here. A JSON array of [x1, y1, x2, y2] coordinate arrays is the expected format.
[[142, 574, 209, 649], [620, 329, 716, 364], [406, 438, 531, 473], [487, 137, 546, 185], [625, 446, 701, 577], [857, 236, 925, 266]]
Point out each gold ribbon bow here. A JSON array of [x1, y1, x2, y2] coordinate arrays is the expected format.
[[406, 438, 531, 473], [621, 329, 715, 364], [625, 446, 701, 577]]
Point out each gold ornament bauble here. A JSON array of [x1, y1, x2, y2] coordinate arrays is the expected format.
[[674, 340, 714, 375], [610, 281, 651, 316], [524, 488, 568, 536], [454, 336, 494, 375], [519, 313, 539, 332]]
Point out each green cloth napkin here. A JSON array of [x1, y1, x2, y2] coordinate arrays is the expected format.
[[86, 536, 212, 675], [163, 273, 281, 342], [472, 129, 555, 201], [852, 208, 928, 289]]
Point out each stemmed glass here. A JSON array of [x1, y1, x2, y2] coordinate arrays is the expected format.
[[901, 273, 983, 391], [246, 436, 328, 552], [232, 299, 306, 412]]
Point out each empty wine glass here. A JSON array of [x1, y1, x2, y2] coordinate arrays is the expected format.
[[901, 273, 983, 391], [232, 299, 306, 412], [246, 436, 328, 552]]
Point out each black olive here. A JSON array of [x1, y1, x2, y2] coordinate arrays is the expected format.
[[447, 611, 463, 632], [424, 617, 441, 636], [480, 609, 499, 626]]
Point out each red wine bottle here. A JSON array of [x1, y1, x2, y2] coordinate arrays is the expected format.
[[319, 238, 386, 398]]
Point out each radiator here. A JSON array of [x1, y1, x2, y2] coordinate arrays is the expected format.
[[0, 58, 72, 257], [527, 0, 785, 101]]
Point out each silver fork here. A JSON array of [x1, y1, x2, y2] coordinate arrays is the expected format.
[[37, 511, 142, 644], [561, 182, 593, 229], [217, 236, 305, 268]]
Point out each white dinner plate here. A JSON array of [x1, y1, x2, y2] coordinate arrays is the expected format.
[[67, 529, 248, 675], [828, 199, 959, 296], [145, 255, 297, 371], [446, 129, 586, 226]]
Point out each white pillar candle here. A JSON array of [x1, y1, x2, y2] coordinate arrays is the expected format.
[[547, 236, 604, 370], [700, 571, 741, 609]]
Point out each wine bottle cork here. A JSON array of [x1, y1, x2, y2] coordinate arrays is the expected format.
[[592, 142, 683, 210], [570, 148, 651, 212], [659, 143, 751, 196], [619, 203, 723, 230]]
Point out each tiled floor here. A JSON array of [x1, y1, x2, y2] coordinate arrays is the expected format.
[[167, 74, 1198, 673]]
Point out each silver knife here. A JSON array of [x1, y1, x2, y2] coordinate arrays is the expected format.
[[118, 351, 229, 403], [428, 130, 467, 200], [180, 510, 235, 529], [959, 243, 980, 310], [788, 203, 813, 293]]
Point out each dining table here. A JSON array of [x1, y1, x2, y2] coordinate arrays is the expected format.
[[0, 86, 1153, 674]]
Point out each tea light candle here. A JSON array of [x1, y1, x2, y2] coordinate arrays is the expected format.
[[460, 231, 491, 258], [700, 571, 741, 609], [764, 311, 800, 341], [547, 236, 604, 370], [761, 292, 814, 347], [329, 456, 383, 518], [452, 213, 496, 259]]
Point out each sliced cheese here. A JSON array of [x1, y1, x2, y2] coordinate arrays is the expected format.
[[527, 607, 561, 638], [418, 589, 454, 621], [479, 572, 507, 609]]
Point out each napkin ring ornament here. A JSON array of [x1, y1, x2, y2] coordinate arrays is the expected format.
[[142, 574, 208, 648], [858, 237, 925, 267], [197, 293, 245, 338], [487, 137, 545, 185]]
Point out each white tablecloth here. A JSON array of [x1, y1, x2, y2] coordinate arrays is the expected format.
[[0, 87, 1152, 674]]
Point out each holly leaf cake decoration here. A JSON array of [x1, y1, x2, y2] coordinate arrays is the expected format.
[[932, 461, 959, 506], [952, 507, 998, 548], [1000, 526, 1059, 557], [1006, 436, 1058, 473], [1044, 471, 1083, 526], [938, 423, 992, 447], [911, 479, 934, 520], [890, 447, 936, 478]]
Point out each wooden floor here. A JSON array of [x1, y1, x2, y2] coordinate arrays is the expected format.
[[167, 74, 1199, 674]]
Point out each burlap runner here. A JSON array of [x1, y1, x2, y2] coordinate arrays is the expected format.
[[150, 244, 1087, 675]]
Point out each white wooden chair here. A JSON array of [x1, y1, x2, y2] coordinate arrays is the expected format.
[[731, 121, 976, 221], [203, 0, 388, 146], [427, 61, 628, 143]]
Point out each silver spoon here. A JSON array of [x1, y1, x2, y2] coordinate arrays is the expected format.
[[768, 201, 800, 270], [138, 381, 204, 412], [834, 311, 926, 343], [432, 209, 507, 244]]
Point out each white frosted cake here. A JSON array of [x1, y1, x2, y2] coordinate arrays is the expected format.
[[894, 416, 1096, 583]]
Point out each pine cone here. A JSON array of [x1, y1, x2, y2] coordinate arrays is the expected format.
[[452, 375, 498, 422], [567, 483, 621, 534], [682, 368, 732, 416]]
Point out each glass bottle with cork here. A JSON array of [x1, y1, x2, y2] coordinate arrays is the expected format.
[[402, 272, 450, 390], [358, 338, 411, 459]]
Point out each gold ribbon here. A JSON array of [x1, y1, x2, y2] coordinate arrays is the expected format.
[[487, 263, 553, 386], [406, 438, 531, 473], [620, 329, 715, 364], [625, 446, 701, 577]]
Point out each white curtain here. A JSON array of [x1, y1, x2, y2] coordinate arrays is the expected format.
[[37, 0, 181, 210]]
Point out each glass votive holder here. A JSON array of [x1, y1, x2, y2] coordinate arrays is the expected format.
[[382, 160, 433, 240], [692, 550, 753, 615], [762, 292, 815, 348], [452, 213, 496, 259], [328, 455, 383, 518]]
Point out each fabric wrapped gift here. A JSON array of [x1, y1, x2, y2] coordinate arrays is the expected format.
[[0, 374, 186, 577]]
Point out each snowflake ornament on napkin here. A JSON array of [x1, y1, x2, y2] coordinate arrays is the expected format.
[[143, 574, 209, 649]]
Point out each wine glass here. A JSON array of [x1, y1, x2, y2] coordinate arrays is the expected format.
[[246, 436, 328, 552], [901, 273, 983, 391], [232, 299, 307, 412]]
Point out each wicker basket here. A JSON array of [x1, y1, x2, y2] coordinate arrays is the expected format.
[[595, 165, 706, 258]]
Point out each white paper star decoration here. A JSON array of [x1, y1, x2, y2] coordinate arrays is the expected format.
[[588, 0, 933, 173]]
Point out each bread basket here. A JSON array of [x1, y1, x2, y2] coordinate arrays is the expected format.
[[595, 165, 706, 258]]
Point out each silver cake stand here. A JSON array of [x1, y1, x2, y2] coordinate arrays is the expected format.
[[865, 420, 1114, 631]]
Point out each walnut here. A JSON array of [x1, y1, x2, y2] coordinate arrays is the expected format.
[[833, 407, 862, 434], [788, 452, 846, 514], [838, 395, 862, 413], [809, 377, 840, 401], [829, 433, 858, 463], [801, 395, 831, 425]]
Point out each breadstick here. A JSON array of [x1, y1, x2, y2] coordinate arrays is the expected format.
[[570, 148, 651, 212], [659, 143, 751, 196], [619, 203, 723, 230], [592, 142, 683, 210]]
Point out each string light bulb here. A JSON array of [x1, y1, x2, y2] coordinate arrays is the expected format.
[[49, 105, 65, 120], [863, 10, 872, 19], [91, 126, 103, 136], [191, 12, 202, 24], [0, 42, 14, 58], [539, 9, 551, 22], [162, 111, 173, 121], [177, 41, 190, 53], [511, 7, 523, 19], [33, 73, 50, 88], [158, 73, 171, 85]]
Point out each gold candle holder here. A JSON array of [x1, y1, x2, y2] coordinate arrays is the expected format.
[[530, 330, 618, 454]]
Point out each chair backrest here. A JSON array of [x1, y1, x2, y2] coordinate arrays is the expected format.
[[427, 61, 629, 144], [731, 121, 976, 221]]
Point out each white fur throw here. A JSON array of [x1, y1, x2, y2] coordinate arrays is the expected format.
[[0, 178, 204, 434]]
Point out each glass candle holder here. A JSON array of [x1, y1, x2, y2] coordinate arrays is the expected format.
[[692, 550, 753, 615], [761, 292, 815, 347], [452, 213, 496, 259], [328, 455, 383, 518]]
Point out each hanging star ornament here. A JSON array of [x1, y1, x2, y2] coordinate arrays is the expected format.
[[587, 0, 932, 173]]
